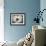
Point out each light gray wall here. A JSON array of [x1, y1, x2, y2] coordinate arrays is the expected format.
[[40, 0, 46, 27], [4, 0, 40, 42]]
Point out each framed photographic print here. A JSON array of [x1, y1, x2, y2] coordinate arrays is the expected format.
[[10, 13, 26, 26]]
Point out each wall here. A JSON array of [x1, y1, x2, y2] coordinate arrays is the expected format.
[[4, 0, 40, 42], [40, 0, 46, 27]]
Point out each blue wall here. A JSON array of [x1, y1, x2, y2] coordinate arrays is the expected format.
[[4, 0, 40, 42]]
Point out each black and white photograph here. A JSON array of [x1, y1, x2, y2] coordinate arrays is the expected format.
[[10, 13, 25, 25]]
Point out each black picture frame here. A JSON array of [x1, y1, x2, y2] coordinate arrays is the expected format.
[[10, 13, 26, 26]]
